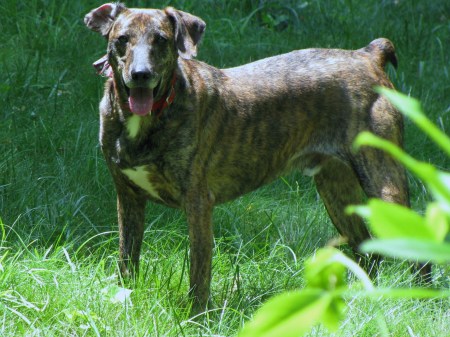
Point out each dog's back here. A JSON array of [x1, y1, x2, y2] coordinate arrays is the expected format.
[[185, 41, 400, 203]]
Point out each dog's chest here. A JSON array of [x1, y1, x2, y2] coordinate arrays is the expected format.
[[121, 166, 162, 201], [119, 162, 182, 207], [117, 133, 185, 204], [101, 117, 185, 207]]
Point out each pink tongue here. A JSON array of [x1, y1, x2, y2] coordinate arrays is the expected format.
[[128, 87, 154, 115]]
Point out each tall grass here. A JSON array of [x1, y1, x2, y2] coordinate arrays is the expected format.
[[1, 0, 449, 336]]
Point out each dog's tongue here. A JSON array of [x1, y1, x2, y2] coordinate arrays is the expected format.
[[128, 87, 153, 115]]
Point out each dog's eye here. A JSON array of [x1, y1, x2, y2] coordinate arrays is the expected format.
[[155, 34, 168, 44], [117, 35, 129, 45]]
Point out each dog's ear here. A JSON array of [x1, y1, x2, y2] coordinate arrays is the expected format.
[[165, 7, 206, 59], [84, 3, 127, 37]]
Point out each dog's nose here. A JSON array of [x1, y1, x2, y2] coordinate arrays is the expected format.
[[131, 69, 152, 83]]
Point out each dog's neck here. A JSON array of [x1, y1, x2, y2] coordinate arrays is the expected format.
[[150, 73, 177, 118]]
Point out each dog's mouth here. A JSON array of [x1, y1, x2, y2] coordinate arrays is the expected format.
[[124, 80, 161, 116], [92, 56, 163, 116], [128, 86, 153, 116]]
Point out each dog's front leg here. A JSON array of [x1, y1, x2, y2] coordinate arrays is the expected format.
[[185, 187, 214, 315], [116, 189, 146, 281]]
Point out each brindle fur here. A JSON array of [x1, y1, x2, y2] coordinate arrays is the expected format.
[[85, 3, 424, 314]]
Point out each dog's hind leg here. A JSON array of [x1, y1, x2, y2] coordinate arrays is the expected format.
[[352, 147, 409, 206], [351, 147, 432, 282], [313, 156, 378, 272], [117, 190, 146, 281]]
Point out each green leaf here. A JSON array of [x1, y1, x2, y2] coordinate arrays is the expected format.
[[240, 248, 350, 337], [353, 132, 450, 213], [320, 296, 346, 331], [434, 172, 450, 214], [361, 238, 450, 263], [356, 287, 450, 300], [375, 87, 422, 120], [376, 87, 450, 157], [425, 203, 449, 242], [348, 199, 438, 241], [353, 132, 429, 181], [239, 289, 332, 337], [305, 247, 347, 291], [352, 132, 416, 169]]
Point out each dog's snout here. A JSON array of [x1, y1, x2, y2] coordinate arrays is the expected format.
[[131, 69, 152, 83], [129, 43, 153, 85]]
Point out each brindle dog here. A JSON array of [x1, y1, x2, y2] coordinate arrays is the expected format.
[[85, 3, 416, 313]]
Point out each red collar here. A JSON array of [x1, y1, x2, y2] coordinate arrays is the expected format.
[[93, 55, 177, 117], [152, 73, 177, 117]]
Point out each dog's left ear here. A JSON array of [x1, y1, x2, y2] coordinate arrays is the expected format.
[[84, 2, 127, 37], [165, 7, 206, 59]]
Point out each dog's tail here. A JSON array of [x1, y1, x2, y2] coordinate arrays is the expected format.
[[364, 38, 397, 69]]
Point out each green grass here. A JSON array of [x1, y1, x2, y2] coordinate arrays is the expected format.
[[1, 0, 449, 335]]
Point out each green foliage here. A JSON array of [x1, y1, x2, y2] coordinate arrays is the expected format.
[[351, 88, 450, 263], [240, 89, 450, 337], [350, 198, 450, 263], [239, 289, 334, 337], [240, 248, 347, 337]]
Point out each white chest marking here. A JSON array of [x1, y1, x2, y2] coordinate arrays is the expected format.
[[126, 115, 142, 139], [122, 166, 162, 200]]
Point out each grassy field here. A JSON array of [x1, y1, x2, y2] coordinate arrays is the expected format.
[[1, 0, 449, 336]]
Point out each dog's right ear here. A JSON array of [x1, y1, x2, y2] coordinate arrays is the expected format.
[[84, 3, 127, 37], [165, 7, 206, 59]]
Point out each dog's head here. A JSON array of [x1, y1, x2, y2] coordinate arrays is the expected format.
[[85, 3, 206, 115]]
